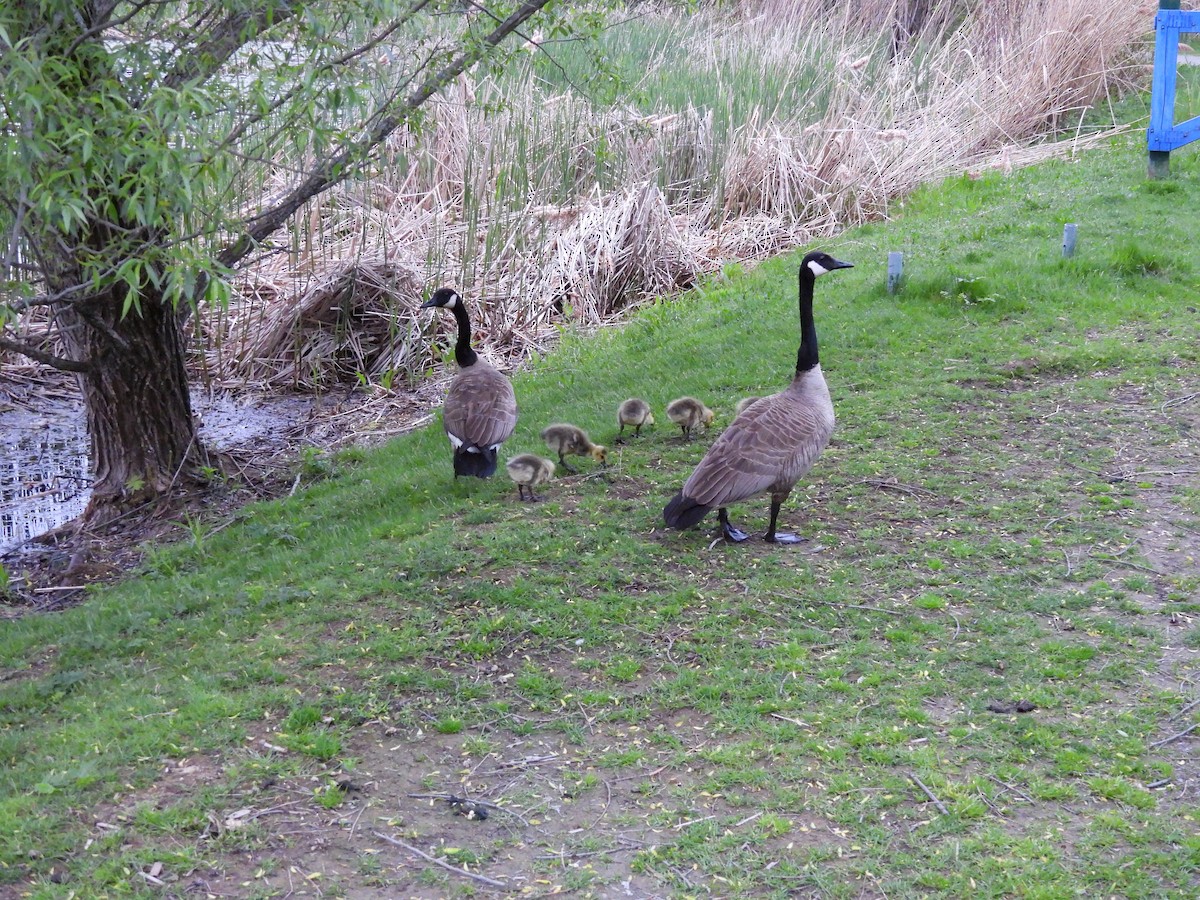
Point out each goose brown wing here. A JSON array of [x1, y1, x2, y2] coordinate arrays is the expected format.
[[681, 390, 832, 508], [443, 362, 518, 449]]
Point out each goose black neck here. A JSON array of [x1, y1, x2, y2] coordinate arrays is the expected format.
[[450, 302, 478, 367], [795, 267, 819, 374]]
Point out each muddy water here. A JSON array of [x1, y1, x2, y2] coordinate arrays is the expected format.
[[1, 403, 90, 554]]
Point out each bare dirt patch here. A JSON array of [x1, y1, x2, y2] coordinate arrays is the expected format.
[[70, 707, 804, 898]]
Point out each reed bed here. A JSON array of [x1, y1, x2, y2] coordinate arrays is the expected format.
[[198, 0, 1153, 396]]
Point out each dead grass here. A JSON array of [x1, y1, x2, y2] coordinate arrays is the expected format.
[[193, 0, 1151, 396]]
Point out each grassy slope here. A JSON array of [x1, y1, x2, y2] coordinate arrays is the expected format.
[[4, 110, 1200, 894]]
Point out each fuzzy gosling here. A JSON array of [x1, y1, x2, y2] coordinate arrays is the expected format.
[[734, 396, 763, 418], [505, 454, 556, 502], [617, 398, 655, 441], [666, 397, 714, 439], [540, 423, 607, 474]]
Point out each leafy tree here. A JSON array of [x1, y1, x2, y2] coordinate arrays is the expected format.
[[0, 0, 558, 523]]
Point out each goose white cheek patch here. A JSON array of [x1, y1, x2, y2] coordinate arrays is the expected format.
[[807, 260, 830, 276]]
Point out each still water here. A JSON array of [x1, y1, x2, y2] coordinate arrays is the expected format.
[[1, 406, 90, 554]]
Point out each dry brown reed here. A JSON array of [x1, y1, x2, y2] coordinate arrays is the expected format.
[[202, 0, 1151, 396]]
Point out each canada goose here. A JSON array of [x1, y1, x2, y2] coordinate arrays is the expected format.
[[540, 423, 607, 474], [421, 287, 518, 478], [666, 397, 714, 438], [617, 398, 655, 440], [734, 396, 763, 418], [663, 250, 853, 543], [505, 454, 556, 502]]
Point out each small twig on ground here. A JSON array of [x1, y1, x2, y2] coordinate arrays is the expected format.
[[586, 779, 613, 831], [858, 477, 936, 496], [373, 831, 508, 889], [909, 772, 949, 816], [672, 814, 717, 830], [770, 591, 903, 616], [1161, 391, 1199, 411], [770, 712, 811, 728], [986, 774, 1034, 803], [608, 764, 669, 783], [1150, 723, 1200, 749], [1104, 468, 1198, 482], [478, 753, 559, 775], [732, 811, 763, 828], [1146, 778, 1173, 789], [1170, 698, 1200, 722]]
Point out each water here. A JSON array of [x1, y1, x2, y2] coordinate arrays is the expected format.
[[0, 388, 318, 555], [1, 406, 90, 554]]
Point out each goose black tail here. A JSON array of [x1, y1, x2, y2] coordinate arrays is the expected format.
[[453, 446, 499, 478], [663, 492, 712, 530]]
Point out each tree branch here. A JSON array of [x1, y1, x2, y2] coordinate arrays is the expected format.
[[162, 2, 298, 91], [0, 334, 91, 373], [216, 0, 556, 270], [199, 0, 435, 167]]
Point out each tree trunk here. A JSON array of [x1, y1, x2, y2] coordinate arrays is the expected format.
[[55, 291, 207, 522]]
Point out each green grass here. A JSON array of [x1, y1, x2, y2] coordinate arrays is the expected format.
[[4, 102, 1200, 895]]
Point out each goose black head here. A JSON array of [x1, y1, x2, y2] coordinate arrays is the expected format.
[[421, 287, 461, 310], [801, 251, 854, 278]]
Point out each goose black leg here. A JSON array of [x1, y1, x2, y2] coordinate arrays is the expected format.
[[558, 452, 579, 475], [764, 498, 803, 544], [517, 484, 544, 503], [719, 508, 750, 543]]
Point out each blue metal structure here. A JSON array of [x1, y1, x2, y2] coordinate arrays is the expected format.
[[1148, 1, 1200, 177]]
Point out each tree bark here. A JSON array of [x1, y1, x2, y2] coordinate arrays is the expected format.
[[54, 290, 207, 521]]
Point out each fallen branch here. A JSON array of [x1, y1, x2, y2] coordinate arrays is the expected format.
[[373, 831, 508, 889]]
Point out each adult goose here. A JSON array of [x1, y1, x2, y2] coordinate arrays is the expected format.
[[663, 251, 852, 543], [421, 287, 518, 478]]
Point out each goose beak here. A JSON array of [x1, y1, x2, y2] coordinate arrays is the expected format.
[[830, 257, 854, 270], [419, 298, 438, 309]]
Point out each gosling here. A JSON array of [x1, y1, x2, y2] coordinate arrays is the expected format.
[[666, 397, 714, 439], [734, 396, 763, 418], [505, 454, 556, 502], [617, 398, 655, 441], [540, 423, 607, 474]]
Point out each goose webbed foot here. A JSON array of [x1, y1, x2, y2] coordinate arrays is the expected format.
[[764, 530, 805, 544], [718, 509, 750, 543], [764, 500, 802, 544]]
